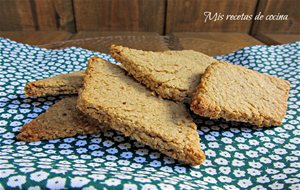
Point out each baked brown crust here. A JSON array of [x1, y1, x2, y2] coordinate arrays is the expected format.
[[77, 57, 205, 165], [111, 45, 216, 102], [191, 61, 290, 127], [17, 96, 108, 142], [24, 71, 84, 97]]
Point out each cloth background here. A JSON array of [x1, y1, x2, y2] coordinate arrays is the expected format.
[[0, 38, 299, 189]]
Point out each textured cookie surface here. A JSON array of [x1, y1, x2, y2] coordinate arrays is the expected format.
[[77, 57, 205, 165], [111, 45, 216, 102], [25, 71, 84, 97], [17, 97, 108, 142], [191, 61, 290, 127]]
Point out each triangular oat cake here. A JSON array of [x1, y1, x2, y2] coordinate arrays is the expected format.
[[17, 96, 108, 142], [25, 71, 84, 97], [77, 57, 205, 165], [111, 45, 216, 102]]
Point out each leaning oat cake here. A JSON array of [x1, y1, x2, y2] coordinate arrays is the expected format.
[[17, 97, 108, 142], [111, 45, 216, 102], [25, 71, 84, 97], [191, 61, 290, 127], [77, 57, 205, 165]]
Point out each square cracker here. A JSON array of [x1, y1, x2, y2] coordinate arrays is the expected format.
[[191, 61, 290, 127], [77, 57, 205, 165]]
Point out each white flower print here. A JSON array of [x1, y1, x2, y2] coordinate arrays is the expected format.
[[274, 148, 287, 155], [117, 160, 130, 166], [219, 166, 230, 175], [234, 152, 245, 159], [120, 152, 133, 159], [130, 163, 142, 169], [106, 148, 118, 154], [247, 168, 261, 176], [208, 142, 219, 148], [250, 185, 267, 190], [82, 186, 97, 190], [0, 169, 15, 178], [90, 174, 106, 181], [221, 137, 232, 144], [222, 131, 234, 137], [205, 167, 217, 175], [249, 161, 262, 169], [246, 150, 259, 158], [257, 176, 270, 183], [237, 144, 250, 150], [190, 171, 202, 178], [257, 147, 268, 154], [214, 158, 228, 165], [233, 169, 246, 178], [203, 176, 217, 184], [248, 139, 259, 146], [269, 154, 282, 160], [260, 157, 271, 164], [290, 184, 300, 190], [235, 137, 246, 143], [134, 157, 146, 163], [118, 143, 131, 150], [141, 184, 158, 190], [28, 186, 41, 190], [220, 151, 230, 158], [106, 155, 118, 161], [158, 183, 175, 190], [272, 173, 287, 180], [104, 178, 121, 186], [273, 162, 285, 168], [205, 149, 216, 157], [218, 176, 232, 183], [265, 168, 279, 174], [19, 167, 35, 173], [160, 166, 173, 173], [150, 161, 161, 168], [285, 178, 299, 184], [232, 159, 245, 167], [264, 142, 275, 148], [238, 179, 252, 188], [70, 177, 90, 188], [283, 168, 297, 174], [7, 175, 26, 188], [174, 166, 186, 173], [124, 183, 138, 190], [114, 174, 132, 180], [224, 145, 236, 152], [46, 177, 67, 190], [72, 171, 88, 175], [268, 182, 284, 190], [75, 140, 87, 147], [135, 177, 151, 183], [224, 185, 239, 190], [91, 151, 104, 157], [77, 148, 88, 154]]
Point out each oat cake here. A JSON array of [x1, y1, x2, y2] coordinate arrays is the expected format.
[[17, 96, 108, 142], [191, 61, 290, 127], [77, 57, 205, 165], [111, 45, 216, 102], [25, 71, 84, 97]]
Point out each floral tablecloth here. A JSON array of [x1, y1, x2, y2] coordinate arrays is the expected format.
[[0, 38, 299, 189]]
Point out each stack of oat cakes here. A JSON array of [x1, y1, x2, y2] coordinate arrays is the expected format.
[[18, 45, 290, 165]]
